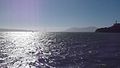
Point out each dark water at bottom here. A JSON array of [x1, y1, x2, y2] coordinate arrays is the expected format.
[[0, 32, 120, 68]]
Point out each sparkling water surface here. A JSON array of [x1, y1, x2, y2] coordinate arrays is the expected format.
[[0, 32, 120, 68]]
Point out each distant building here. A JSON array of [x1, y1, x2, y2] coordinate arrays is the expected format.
[[113, 20, 120, 26]]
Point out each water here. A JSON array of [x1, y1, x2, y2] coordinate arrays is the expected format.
[[0, 32, 120, 68]]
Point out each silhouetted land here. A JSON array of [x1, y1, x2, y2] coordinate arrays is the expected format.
[[96, 23, 120, 33]]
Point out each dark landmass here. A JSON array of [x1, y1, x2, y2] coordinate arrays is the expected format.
[[65, 27, 97, 32], [0, 28, 33, 32], [95, 23, 120, 33]]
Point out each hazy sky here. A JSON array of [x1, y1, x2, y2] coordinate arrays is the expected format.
[[0, 0, 120, 31]]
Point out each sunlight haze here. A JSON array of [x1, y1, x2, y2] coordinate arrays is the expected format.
[[0, 0, 120, 31]]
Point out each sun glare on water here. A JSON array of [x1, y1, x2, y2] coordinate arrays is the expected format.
[[0, 32, 48, 68]]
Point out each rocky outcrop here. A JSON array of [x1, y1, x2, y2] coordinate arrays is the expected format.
[[95, 23, 120, 33]]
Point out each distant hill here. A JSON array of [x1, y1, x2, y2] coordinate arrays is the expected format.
[[65, 27, 97, 32], [96, 23, 120, 33], [0, 28, 33, 32]]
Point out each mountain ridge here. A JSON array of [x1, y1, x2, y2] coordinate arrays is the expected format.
[[65, 27, 98, 32]]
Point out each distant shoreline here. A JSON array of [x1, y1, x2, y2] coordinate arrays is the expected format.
[[0, 28, 34, 32]]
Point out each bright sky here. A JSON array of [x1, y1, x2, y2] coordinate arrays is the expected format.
[[0, 0, 120, 31]]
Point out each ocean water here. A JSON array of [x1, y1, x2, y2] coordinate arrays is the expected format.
[[0, 32, 120, 68]]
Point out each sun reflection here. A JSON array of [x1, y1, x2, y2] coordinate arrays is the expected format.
[[0, 32, 52, 68], [1, 32, 40, 68], [4, 32, 35, 46], [6, 32, 34, 38]]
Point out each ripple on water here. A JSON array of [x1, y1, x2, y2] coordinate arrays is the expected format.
[[0, 32, 120, 68]]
